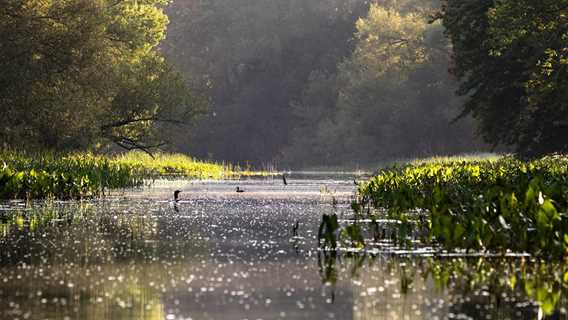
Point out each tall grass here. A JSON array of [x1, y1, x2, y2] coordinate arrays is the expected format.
[[0, 151, 145, 199], [0, 150, 269, 199], [113, 152, 226, 179], [112, 152, 273, 178]]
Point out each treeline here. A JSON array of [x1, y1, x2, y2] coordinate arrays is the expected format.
[[440, 0, 568, 158], [0, 0, 203, 153], [2, 0, 566, 168], [164, 0, 485, 167]]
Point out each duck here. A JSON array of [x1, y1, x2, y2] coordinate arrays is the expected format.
[[236, 186, 245, 193], [174, 190, 182, 202]]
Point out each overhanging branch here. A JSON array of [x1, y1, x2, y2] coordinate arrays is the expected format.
[[106, 135, 168, 158], [101, 116, 188, 131]]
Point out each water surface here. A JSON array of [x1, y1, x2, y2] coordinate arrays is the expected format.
[[1, 174, 566, 319]]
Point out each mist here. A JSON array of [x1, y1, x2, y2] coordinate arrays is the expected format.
[[162, 0, 486, 168]]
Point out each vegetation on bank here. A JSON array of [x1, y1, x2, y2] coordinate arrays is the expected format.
[[0, 151, 263, 200], [318, 156, 568, 258], [354, 155, 568, 257], [112, 152, 255, 179]]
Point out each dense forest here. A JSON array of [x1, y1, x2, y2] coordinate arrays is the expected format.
[[163, 0, 484, 167], [1, 0, 566, 168], [0, 0, 204, 153]]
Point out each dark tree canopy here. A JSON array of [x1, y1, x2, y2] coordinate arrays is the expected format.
[[0, 0, 203, 153], [442, 0, 568, 157], [1, 0, 496, 166]]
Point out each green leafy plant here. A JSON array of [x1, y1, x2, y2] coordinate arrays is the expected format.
[[355, 155, 568, 257]]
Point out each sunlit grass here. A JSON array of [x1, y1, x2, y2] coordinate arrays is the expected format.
[[112, 151, 275, 178], [0, 150, 273, 199], [112, 152, 226, 179], [406, 152, 502, 165]]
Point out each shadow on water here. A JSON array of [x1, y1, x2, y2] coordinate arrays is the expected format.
[[0, 176, 566, 319]]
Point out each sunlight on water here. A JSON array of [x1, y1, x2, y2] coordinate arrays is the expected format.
[[0, 174, 566, 319]]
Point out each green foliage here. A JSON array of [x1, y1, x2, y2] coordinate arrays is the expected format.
[[441, 0, 568, 157], [0, 151, 144, 199], [113, 152, 225, 180], [284, 3, 483, 167], [319, 252, 568, 317], [426, 258, 568, 317], [163, 0, 368, 164], [341, 224, 366, 249], [0, 0, 202, 152], [358, 155, 568, 257], [318, 214, 340, 249], [0, 150, 254, 199]]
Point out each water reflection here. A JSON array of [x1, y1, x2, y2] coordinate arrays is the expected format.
[[318, 251, 568, 319], [0, 178, 566, 319]]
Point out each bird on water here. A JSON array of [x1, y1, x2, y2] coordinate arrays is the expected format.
[[292, 220, 299, 237], [236, 186, 245, 193], [174, 190, 182, 202], [282, 174, 288, 185]]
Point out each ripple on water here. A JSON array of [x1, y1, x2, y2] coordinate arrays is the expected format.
[[0, 177, 566, 319]]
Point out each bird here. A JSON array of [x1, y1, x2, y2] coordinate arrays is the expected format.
[[236, 186, 245, 193], [292, 220, 299, 237], [282, 174, 288, 185], [174, 190, 182, 202]]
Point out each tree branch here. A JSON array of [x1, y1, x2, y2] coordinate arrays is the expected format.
[[101, 116, 187, 131], [107, 135, 167, 158]]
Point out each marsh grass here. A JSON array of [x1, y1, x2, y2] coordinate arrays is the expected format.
[[113, 151, 273, 179], [406, 152, 501, 166], [0, 151, 143, 199], [348, 154, 568, 257], [113, 152, 225, 179], [0, 150, 272, 199]]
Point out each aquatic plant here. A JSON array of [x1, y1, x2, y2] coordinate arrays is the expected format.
[[113, 151, 274, 179], [318, 252, 568, 317], [318, 214, 340, 250], [112, 152, 225, 179], [0, 151, 144, 199], [0, 150, 269, 199], [356, 155, 568, 257]]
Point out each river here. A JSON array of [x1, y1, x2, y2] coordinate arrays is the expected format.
[[0, 174, 566, 319]]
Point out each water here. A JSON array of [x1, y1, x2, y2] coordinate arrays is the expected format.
[[0, 174, 566, 319]]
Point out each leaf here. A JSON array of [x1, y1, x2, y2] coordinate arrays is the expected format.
[[508, 275, 517, 290], [541, 199, 560, 221], [525, 184, 536, 206], [498, 215, 511, 230], [453, 223, 465, 244]]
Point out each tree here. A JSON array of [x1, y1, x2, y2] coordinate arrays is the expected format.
[[163, 0, 368, 164], [441, 0, 568, 157], [284, 3, 482, 167], [0, 0, 202, 153]]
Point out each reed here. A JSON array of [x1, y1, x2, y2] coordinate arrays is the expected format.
[[0, 150, 269, 199]]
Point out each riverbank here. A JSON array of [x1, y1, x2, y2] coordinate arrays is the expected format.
[[353, 155, 568, 257], [0, 150, 270, 199]]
